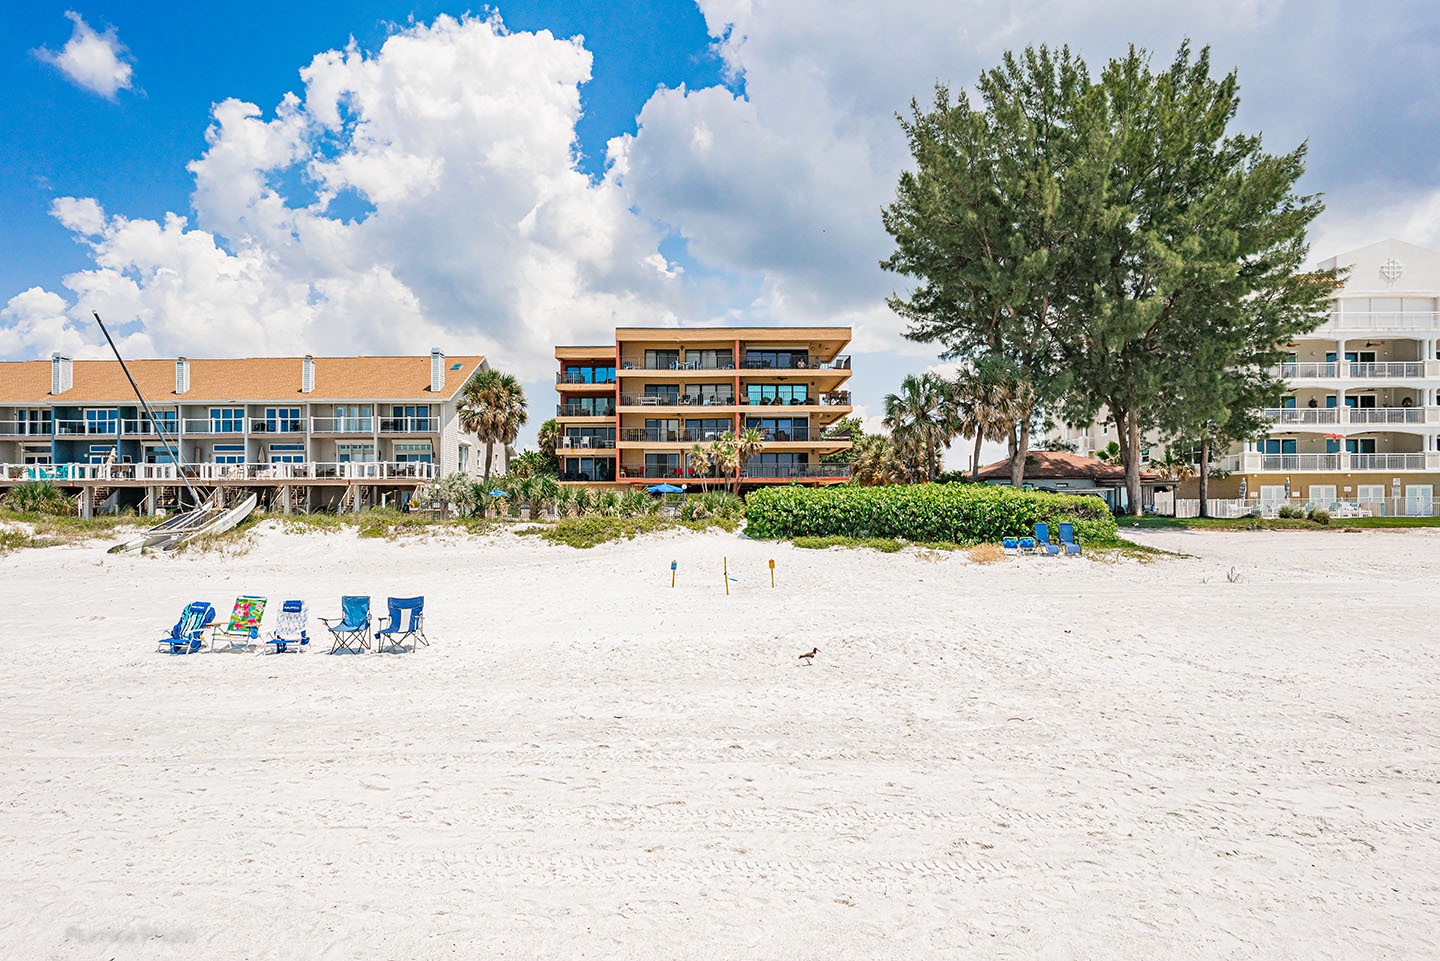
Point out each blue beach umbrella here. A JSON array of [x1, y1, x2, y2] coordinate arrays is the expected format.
[[489, 489, 507, 497], [647, 483, 684, 493]]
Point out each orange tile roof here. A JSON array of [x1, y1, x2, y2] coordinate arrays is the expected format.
[[974, 450, 1163, 483], [0, 355, 486, 404]]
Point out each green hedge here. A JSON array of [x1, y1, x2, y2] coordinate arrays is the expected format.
[[744, 483, 1117, 544]]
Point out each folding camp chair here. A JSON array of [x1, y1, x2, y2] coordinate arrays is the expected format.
[[1034, 523, 1061, 557], [321, 596, 371, 654], [374, 596, 427, 653], [1057, 522, 1083, 556], [1018, 536, 1037, 555], [157, 601, 215, 654], [210, 595, 268, 652], [265, 600, 309, 653], [1001, 537, 1019, 555]]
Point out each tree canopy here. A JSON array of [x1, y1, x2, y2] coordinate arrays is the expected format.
[[883, 42, 1337, 511]]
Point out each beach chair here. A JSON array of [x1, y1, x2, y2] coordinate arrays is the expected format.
[[157, 601, 215, 655], [1057, 522, 1083, 556], [265, 600, 309, 654], [374, 596, 427, 653], [321, 596, 371, 654], [1034, 523, 1061, 556], [210, 595, 268, 651], [1001, 537, 1019, 555], [1018, 536, 1037, 555]]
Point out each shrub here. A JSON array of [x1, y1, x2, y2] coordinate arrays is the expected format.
[[1276, 504, 1305, 519], [2, 481, 77, 516], [1309, 508, 1331, 525], [743, 483, 1116, 544]]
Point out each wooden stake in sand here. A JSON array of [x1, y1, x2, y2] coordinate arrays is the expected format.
[[769, 558, 775, 588], [671, 560, 677, 588], [723, 556, 729, 595]]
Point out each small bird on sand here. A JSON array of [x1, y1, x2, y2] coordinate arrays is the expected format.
[[798, 647, 819, 665]]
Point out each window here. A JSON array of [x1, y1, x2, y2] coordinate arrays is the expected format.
[[87, 444, 116, 464], [562, 396, 615, 417], [1259, 439, 1297, 455], [337, 443, 375, 463], [389, 405, 432, 432], [687, 418, 734, 441], [745, 384, 809, 406], [146, 409, 177, 434], [144, 445, 177, 464], [644, 384, 680, 403], [458, 443, 470, 473], [561, 427, 615, 448], [645, 453, 681, 476], [745, 453, 810, 476], [689, 383, 734, 405], [85, 408, 119, 435], [213, 444, 245, 465], [744, 349, 807, 369], [1344, 438, 1376, 454], [22, 447, 52, 465], [562, 365, 616, 384], [269, 443, 306, 464], [265, 407, 304, 433], [644, 350, 680, 370], [1356, 485, 1385, 504], [393, 442, 433, 464], [334, 405, 373, 432], [745, 417, 808, 441], [563, 457, 615, 482], [17, 409, 52, 436], [645, 418, 681, 441], [208, 408, 244, 433], [686, 349, 732, 370], [1308, 485, 1337, 507]]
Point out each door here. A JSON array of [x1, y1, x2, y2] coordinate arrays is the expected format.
[[1405, 485, 1434, 517], [1259, 485, 1287, 511]]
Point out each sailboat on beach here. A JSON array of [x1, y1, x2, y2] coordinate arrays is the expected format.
[[91, 311, 256, 553]]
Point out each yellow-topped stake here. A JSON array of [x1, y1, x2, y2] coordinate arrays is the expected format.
[[723, 556, 729, 595], [769, 558, 775, 588]]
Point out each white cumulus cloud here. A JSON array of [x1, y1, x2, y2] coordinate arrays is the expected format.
[[36, 11, 134, 99]]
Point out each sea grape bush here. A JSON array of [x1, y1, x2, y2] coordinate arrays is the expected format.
[[744, 483, 1116, 544]]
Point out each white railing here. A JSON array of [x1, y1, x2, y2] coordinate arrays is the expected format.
[[180, 418, 246, 434], [247, 417, 308, 434], [1348, 361, 1426, 379], [1216, 451, 1440, 473], [0, 420, 54, 437], [1277, 361, 1435, 380], [1170, 498, 1252, 518], [1322, 311, 1440, 331], [119, 418, 180, 435], [1264, 408, 1340, 425], [1, 461, 436, 482], [310, 417, 375, 434], [1279, 362, 1339, 379], [1347, 452, 1430, 471], [1345, 407, 1425, 425]]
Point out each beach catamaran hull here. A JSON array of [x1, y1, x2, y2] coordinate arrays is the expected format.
[[108, 492, 257, 554]]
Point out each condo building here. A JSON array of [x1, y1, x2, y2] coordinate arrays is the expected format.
[[554, 327, 854, 486], [1051, 239, 1440, 516], [0, 350, 499, 515]]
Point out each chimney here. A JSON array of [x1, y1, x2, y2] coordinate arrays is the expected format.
[[430, 347, 445, 393], [301, 355, 315, 394], [50, 352, 73, 395], [175, 357, 190, 395]]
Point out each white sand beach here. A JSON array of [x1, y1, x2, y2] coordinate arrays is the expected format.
[[2, 524, 1438, 959]]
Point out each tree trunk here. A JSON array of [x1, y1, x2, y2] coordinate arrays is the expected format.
[[1197, 435, 1211, 517], [971, 431, 984, 482], [482, 440, 494, 494], [1008, 419, 1031, 488], [1121, 412, 1143, 516]]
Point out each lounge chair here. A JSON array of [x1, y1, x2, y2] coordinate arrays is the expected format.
[[322, 595, 371, 654], [210, 595, 268, 652], [1057, 523, 1082, 556], [1034, 523, 1061, 556], [157, 601, 215, 654], [374, 596, 427, 653], [265, 600, 309, 654], [1001, 537, 1019, 555]]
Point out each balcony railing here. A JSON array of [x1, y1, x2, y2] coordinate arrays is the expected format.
[[0, 420, 54, 437], [1, 461, 437, 483], [740, 464, 852, 480], [377, 417, 434, 433], [1348, 453, 1430, 471], [1346, 407, 1425, 424], [1279, 362, 1339, 379], [620, 357, 736, 371], [309, 417, 375, 434], [556, 372, 617, 384], [180, 418, 246, 434], [1349, 362, 1426, 379], [1214, 451, 1440, 473], [247, 417, 308, 434], [1322, 311, 1440, 331], [557, 404, 616, 418], [618, 393, 735, 408], [54, 419, 120, 436], [118, 418, 180, 436], [1279, 361, 1431, 380], [1264, 408, 1340, 425], [558, 436, 617, 450], [1264, 406, 1429, 426]]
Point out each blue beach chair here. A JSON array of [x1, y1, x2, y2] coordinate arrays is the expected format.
[[1001, 537, 1019, 555], [265, 600, 309, 654], [1018, 536, 1037, 555], [375, 596, 427, 653], [321, 596, 371, 654], [1057, 523, 1083, 556], [1034, 523, 1061, 557], [157, 601, 215, 655]]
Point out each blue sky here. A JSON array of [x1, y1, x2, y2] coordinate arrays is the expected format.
[[4, 2, 1439, 462]]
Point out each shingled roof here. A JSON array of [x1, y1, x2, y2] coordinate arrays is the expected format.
[[0, 354, 486, 404], [974, 450, 1163, 484]]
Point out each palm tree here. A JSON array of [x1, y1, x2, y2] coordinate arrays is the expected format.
[[851, 435, 898, 485], [882, 373, 953, 482], [709, 433, 739, 493], [458, 367, 528, 493], [732, 427, 766, 493], [688, 442, 713, 482], [953, 359, 1031, 480]]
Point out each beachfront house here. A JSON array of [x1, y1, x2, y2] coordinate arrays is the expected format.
[[1048, 239, 1440, 517], [554, 326, 855, 487], [0, 350, 499, 515]]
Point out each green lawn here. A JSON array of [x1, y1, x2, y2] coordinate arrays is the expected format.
[[1127, 515, 1440, 531]]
